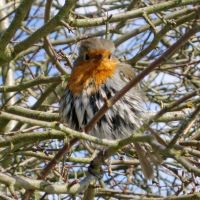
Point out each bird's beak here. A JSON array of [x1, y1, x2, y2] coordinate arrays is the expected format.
[[96, 54, 104, 60]]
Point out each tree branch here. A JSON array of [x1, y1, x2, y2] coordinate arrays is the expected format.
[[84, 25, 200, 133], [0, 172, 95, 195], [69, 0, 200, 27], [0, 0, 32, 50], [0, 76, 65, 93]]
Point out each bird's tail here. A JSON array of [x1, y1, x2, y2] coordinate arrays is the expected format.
[[134, 143, 154, 179]]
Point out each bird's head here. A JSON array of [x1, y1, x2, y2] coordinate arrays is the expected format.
[[68, 38, 118, 95], [77, 37, 115, 62]]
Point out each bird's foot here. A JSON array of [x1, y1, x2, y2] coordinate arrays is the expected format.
[[88, 163, 103, 180]]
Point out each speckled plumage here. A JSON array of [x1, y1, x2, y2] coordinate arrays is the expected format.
[[60, 37, 146, 139], [59, 38, 153, 179], [60, 62, 146, 139]]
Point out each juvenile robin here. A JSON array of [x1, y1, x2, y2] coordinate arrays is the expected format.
[[60, 38, 154, 179]]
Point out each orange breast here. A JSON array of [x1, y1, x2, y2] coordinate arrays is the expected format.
[[67, 58, 117, 95]]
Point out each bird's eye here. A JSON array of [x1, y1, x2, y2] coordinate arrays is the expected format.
[[84, 54, 90, 60], [97, 54, 103, 59], [108, 54, 111, 59]]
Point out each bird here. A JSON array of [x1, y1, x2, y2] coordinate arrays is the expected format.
[[59, 37, 154, 179]]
